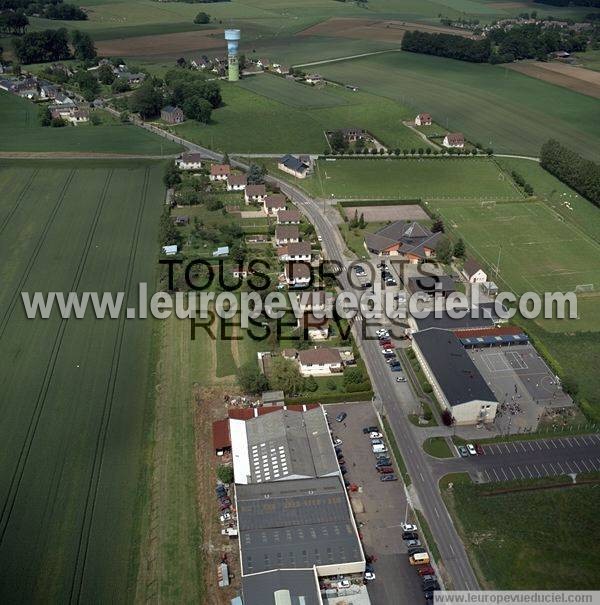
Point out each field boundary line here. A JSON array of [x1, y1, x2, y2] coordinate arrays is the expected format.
[[0, 169, 113, 549], [0, 167, 39, 237], [0, 169, 75, 339], [69, 168, 150, 604]]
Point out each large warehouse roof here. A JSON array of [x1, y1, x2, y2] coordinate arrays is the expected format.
[[236, 476, 363, 576], [241, 568, 321, 605], [231, 407, 338, 484], [412, 328, 497, 406], [413, 309, 495, 332]]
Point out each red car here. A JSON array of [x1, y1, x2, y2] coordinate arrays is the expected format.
[[417, 565, 435, 576], [475, 443, 484, 455], [377, 466, 394, 474], [379, 340, 392, 347]]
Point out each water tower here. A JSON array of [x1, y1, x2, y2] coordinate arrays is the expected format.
[[224, 29, 241, 82]]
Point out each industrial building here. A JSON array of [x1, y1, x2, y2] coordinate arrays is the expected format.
[[412, 328, 498, 425]]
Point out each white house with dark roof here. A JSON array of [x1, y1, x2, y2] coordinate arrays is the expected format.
[[284, 262, 311, 287], [227, 174, 248, 191], [244, 184, 267, 205], [462, 258, 487, 284], [443, 132, 465, 148], [275, 225, 300, 246], [278, 154, 310, 179], [210, 163, 230, 181], [277, 209, 301, 224], [176, 152, 203, 170], [297, 347, 342, 376], [278, 241, 311, 262], [263, 194, 287, 216], [415, 112, 432, 126]]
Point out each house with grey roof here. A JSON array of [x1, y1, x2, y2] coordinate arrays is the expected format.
[[278, 154, 310, 179], [241, 568, 322, 605], [364, 220, 443, 262]]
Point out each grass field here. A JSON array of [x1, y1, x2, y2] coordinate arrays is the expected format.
[[0, 159, 165, 602], [422, 437, 453, 458], [315, 52, 600, 159], [174, 77, 427, 153], [0, 92, 182, 154], [442, 475, 600, 589], [292, 157, 521, 200]]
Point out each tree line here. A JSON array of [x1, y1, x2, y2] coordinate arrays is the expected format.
[[0, 0, 86, 20], [533, 0, 600, 7], [12, 27, 95, 63], [401, 30, 492, 62], [540, 139, 600, 208]]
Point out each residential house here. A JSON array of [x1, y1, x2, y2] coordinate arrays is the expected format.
[[275, 65, 290, 75], [275, 225, 300, 246], [232, 265, 248, 279], [54, 92, 74, 105], [277, 209, 301, 225], [213, 246, 230, 257], [51, 106, 89, 124], [278, 241, 311, 263], [256, 58, 270, 69], [190, 56, 210, 70], [415, 113, 432, 126], [364, 221, 443, 262], [293, 290, 328, 314], [116, 72, 145, 85], [39, 84, 58, 100], [284, 262, 311, 287], [227, 174, 248, 191], [161, 105, 185, 124], [462, 258, 487, 284], [305, 74, 323, 84], [176, 152, 203, 170], [297, 313, 330, 341], [263, 194, 287, 216], [443, 132, 465, 148], [278, 154, 310, 179], [297, 347, 342, 376], [244, 184, 267, 205], [0, 79, 16, 92], [210, 163, 231, 181]]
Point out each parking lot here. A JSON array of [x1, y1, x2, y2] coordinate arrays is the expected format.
[[450, 434, 600, 483], [327, 402, 427, 605]]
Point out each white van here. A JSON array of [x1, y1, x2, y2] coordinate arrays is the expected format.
[[372, 443, 388, 454]]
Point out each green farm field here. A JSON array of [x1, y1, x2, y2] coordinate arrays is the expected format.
[[0, 92, 182, 155], [0, 159, 164, 602], [290, 157, 521, 200], [442, 475, 600, 590], [174, 77, 427, 153], [316, 52, 600, 159]]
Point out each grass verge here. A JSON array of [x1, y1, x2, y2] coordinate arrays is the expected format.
[[381, 416, 411, 486], [423, 437, 453, 458]]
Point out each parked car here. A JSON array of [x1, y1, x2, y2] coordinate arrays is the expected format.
[[375, 459, 392, 467], [336, 579, 351, 589], [367, 425, 378, 433], [475, 443, 484, 455], [364, 571, 376, 581], [402, 531, 418, 540], [336, 412, 347, 423], [380, 474, 397, 481], [407, 539, 422, 547], [375, 329, 388, 337], [337, 458, 346, 466], [369, 431, 382, 439], [333, 437, 343, 446], [395, 375, 407, 380], [467, 443, 477, 456], [408, 546, 427, 556], [421, 574, 436, 582], [457, 445, 469, 458], [219, 512, 231, 523], [377, 466, 394, 474], [372, 444, 388, 454], [417, 565, 435, 576], [391, 366, 403, 373], [401, 523, 418, 532]]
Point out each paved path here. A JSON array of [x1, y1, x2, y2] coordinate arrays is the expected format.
[[0, 152, 177, 159], [495, 154, 540, 162], [293, 49, 401, 69]]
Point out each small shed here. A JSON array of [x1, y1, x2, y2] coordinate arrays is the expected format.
[[162, 245, 178, 256], [213, 246, 230, 257]]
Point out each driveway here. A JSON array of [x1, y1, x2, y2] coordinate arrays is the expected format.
[[328, 402, 425, 605]]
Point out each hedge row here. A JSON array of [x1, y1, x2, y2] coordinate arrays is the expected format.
[[286, 390, 373, 405]]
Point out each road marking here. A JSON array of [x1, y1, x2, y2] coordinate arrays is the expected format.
[[526, 466, 533, 478], [484, 470, 491, 482], [557, 461, 565, 473], [504, 444, 511, 453], [492, 468, 500, 481], [501, 468, 508, 480], [563, 462, 572, 473], [581, 459, 590, 472], [573, 461, 582, 473], [449, 544, 455, 555], [573, 437, 581, 446], [518, 467, 525, 478], [520, 442, 527, 452], [551, 440, 558, 448], [532, 464, 540, 477], [543, 440, 550, 449], [434, 507, 440, 519], [560, 439, 566, 448], [548, 463, 556, 474], [509, 468, 516, 479], [419, 472, 425, 482], [541, 463, 548, 475], [536, 441, 542, 450], [512, 443, 519, 453]]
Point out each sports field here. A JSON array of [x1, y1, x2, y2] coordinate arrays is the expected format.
[[174, 78, 427, 153], [0, 92, 181, 155], [294, 157, 521, 200], [315, 52, 600, 159], [0, 160, 164, 602]]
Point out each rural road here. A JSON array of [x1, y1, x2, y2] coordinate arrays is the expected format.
[[293, 48, 401, 69], [127, 121, 482, 591]]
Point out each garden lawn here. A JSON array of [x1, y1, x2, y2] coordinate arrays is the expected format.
[[442, 477, 600, 589]]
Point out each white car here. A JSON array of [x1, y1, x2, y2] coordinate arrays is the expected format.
[[400, 522, 417, 532], [364, 571, 376, 581], [370, 438, 383, 445], [219, 512, 231, 523], [375, 329, 389, 337], [396, 377, 407, 383], [467, 443, 477, 456], [336, 579, 351, 589], [333, 438, 343, 446], [369, 431, 382, 439]]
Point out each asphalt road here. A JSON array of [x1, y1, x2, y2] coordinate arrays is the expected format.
[[143, 128, 480, 590], [432, 434, 600, 483]]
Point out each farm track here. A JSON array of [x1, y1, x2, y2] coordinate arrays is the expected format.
[[68, 168, 150, 604], [0, 170, 113, 549], [0, 169, 75, 340], [0, 167, 39, 237]]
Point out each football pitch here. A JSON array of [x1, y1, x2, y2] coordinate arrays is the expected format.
[[0, 160, 164, 602], [432, 199, 600, 296]]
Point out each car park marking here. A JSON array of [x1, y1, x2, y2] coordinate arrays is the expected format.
[[519, 442, 527, 452], [517, 467, 525, 478], [492, 468, 500, 481], [501, 468, 508, 480], [551, 440, 558, 448], [533, 464, 540, 476], [525, 466, 532, 478], [581, 459, 590, 472], [509, 468, 516, 479], [573, 461, 582, 473]]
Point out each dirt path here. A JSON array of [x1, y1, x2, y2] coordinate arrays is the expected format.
[[402, 121, 443, 151], [293, 48, 401, 68]]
